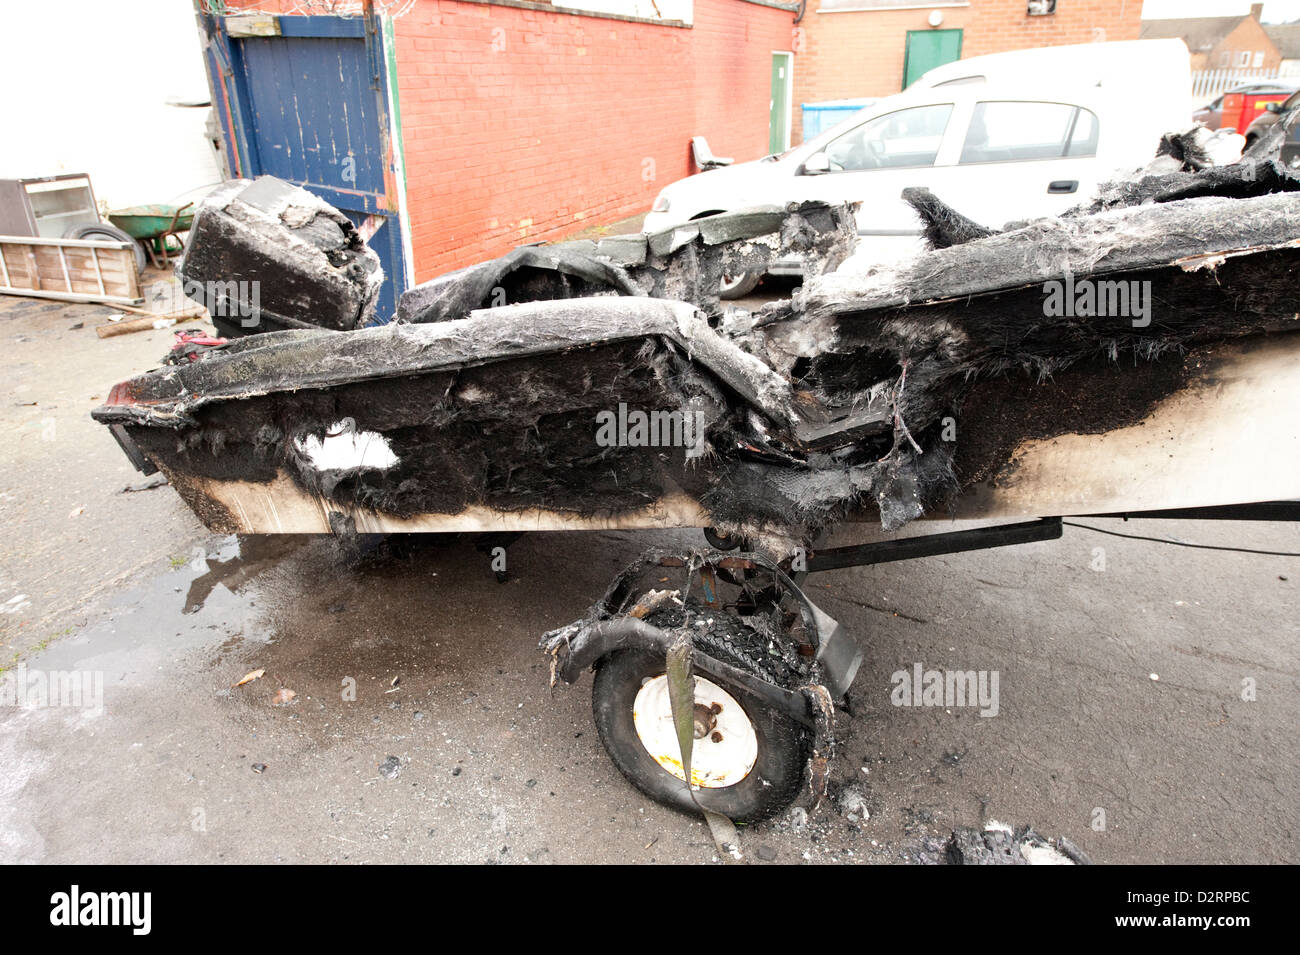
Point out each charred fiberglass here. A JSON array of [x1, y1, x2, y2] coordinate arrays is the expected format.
[[95, 134, 1300, 552]]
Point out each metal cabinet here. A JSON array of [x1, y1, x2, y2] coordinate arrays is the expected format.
[[0, 174, 100, 239]]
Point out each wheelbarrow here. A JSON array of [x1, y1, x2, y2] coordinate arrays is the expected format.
[[108, 202, 195, 269]]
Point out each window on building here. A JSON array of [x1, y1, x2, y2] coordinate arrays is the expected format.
[[959, 101, 1098, 163], [1254, 51, 1266, 68], [823, 104, 954, 170]]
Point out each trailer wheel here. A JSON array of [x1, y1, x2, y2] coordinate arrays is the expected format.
[[591, 631, 809, 822]]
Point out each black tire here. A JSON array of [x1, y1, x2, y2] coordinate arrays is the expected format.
[[719, 270, 761, 299], [64, 222, 146, 273], [591, 616, 808, 823], [689, 211, 763, 300]]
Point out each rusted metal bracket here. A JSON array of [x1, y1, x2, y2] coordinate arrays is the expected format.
[[802, 684, 836, 812], [664, 636, 743, 859]]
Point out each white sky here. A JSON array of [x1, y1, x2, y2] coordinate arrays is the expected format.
[[0, 0, 219, 206], [1142, 0, 1300, 21]]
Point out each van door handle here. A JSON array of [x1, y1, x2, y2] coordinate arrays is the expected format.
[[1048, 180, 1079, 194]]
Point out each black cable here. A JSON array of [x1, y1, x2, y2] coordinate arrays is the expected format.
[[1063, 521, 1300, 558]]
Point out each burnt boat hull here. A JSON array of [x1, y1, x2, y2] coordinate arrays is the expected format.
[[96, 169, 1300, 543], [95, 301, 1300, 536]]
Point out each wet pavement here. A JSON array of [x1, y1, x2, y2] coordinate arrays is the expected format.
[[3, 519, 1298, 864], [1, 290, 1298, 864]]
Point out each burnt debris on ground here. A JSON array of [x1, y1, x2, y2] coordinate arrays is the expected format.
[[913, 823, 1093, 865]]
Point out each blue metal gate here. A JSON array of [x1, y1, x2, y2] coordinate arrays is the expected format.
[[200, 12, 410, 323]]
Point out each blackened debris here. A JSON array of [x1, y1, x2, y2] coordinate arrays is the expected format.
[[1242, 100, 1300, 166], [1154, 127, 1222, 171], [1078, 159, 1300, 213], [1072, 122, 1300, 213], [902, 187, 998, 249], [395, 201, 858, 324], [914, 824, 1092, 865], [179, 176, 383, 336]]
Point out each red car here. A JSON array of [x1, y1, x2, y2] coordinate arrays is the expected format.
[[1195, 83, 1298, 133]]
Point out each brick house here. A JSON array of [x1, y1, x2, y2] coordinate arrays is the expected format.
[[208, 0, 807, 309], [791, 0, 1142, 144], [1264, 22, 1300, 77], [1140, 4, 1280, 73]]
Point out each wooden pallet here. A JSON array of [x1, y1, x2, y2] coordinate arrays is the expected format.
[[0, 234, 142, 305]]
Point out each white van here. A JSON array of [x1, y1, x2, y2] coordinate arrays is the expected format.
[[643, 40, 1192, 296]]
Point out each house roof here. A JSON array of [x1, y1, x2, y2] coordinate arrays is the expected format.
[[1141, 16, 1252, 53], [1265, 23, 1300, 60]]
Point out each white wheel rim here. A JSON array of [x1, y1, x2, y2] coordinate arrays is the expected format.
[[632, 674, 758, 789]]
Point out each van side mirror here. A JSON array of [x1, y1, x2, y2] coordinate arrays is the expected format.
[[1266, 102, 1284, 114], [802, 153, 831, 175]]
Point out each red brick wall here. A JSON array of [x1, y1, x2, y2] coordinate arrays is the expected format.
[[791, 0, 1142, 143], [394, 0, 800, 278], [961, 0, 1141, 57]]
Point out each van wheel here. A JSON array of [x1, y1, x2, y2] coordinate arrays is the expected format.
[[688, 211, 763, 300], [719, 271, 761, 299]]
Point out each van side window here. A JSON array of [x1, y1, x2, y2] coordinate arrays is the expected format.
[[960, 101, 1098, 163], [1065, 108, 1099, 156], [823, 104, 954, 171]]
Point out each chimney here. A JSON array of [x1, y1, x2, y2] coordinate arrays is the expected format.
[[1250, 3, 1264, 20]]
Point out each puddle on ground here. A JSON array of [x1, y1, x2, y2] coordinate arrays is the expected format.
[[182, 534, 306, 614], [30, 535, 311, 682], [23, 530, 542, 688]]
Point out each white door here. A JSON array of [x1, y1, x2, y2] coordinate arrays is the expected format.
[[788, 102, 959, 263], [935, 99, 1102, 229]]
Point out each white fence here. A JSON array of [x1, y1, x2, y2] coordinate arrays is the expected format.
[[1192, 67, 1283, 101]]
